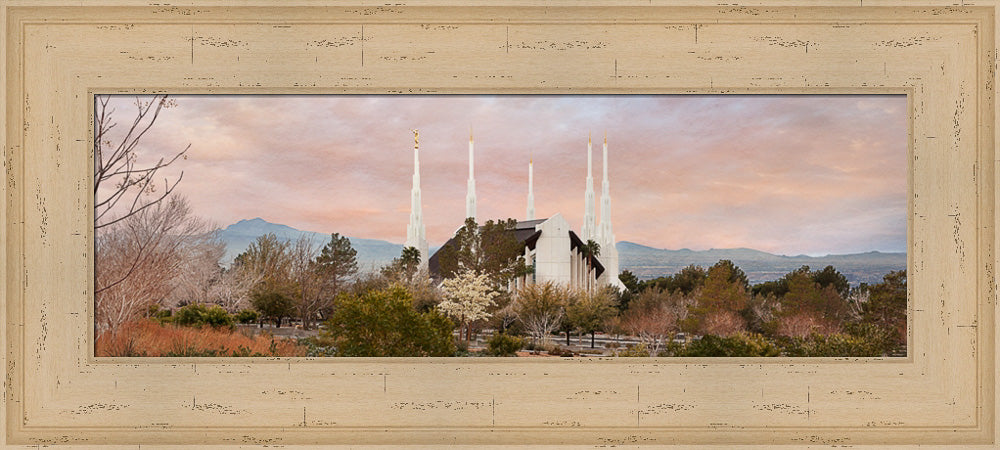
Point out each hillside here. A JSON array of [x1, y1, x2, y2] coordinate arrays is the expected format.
[[215, 218, 408, 270], [214, 219, 906, 284], [617, 241, 906, 285]]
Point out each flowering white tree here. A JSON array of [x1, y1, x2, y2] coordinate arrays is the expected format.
[[438, 269, 498, 342]]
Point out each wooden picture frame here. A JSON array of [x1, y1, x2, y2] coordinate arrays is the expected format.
[[2, 1, 996, 447]]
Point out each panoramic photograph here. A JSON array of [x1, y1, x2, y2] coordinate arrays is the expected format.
[[94, 94, 907, 358]]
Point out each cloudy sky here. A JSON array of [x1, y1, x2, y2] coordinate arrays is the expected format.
[[100, 95, 907, 256]]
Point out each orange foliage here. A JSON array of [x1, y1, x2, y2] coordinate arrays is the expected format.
[[776, 312, 840, 338], [700, 310, 747, 337], [96, 319, 306, 357]]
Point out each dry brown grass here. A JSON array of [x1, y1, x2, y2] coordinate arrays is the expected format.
[[96, 319, 306, 357]]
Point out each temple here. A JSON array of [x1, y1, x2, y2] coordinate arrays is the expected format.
[[413, 131, 624, 291]]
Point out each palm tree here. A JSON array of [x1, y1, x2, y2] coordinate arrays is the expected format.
[[582, 240, 601, 292]]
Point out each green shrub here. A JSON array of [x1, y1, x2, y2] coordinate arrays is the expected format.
[[172, 303, 235, 329], [174, 303, 209, 327], [202, 305, 235, 329], [321, 286, 456, 357], [148, 304, 173, 325], [485, 333, 524, 357], [680, 333, 781, 357], [235, 309, 260, 324]]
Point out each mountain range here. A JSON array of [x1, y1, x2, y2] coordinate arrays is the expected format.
[[616, 241, 905, 285], [216, 218, 416, 270], [215, 218, 905, 285]]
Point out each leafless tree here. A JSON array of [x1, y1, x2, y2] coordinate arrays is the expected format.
[[700, 310, 747, 337], [166, 233, 226, 308], [512, 282, 572, 347], [289, 234, 326, 330], [95, 195, 210, 333], [94, 95, 191, 301], [210, 266, 261, 313], [94, 94, 189, 229], [621, 288, 693, 356]]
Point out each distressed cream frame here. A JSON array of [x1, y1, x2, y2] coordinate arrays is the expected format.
[[2, 1, 997, 447]]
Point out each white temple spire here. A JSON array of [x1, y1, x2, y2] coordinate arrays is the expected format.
[[599, 132, 614, 247], [466, 127, 476, 221], [597, 131, 623, 289], [405, 129, 429, 273], [526, 158, 535, 220], [581, 132, 596, 242]]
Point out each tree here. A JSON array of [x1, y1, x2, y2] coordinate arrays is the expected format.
[[250, 283, 296, 328], [234, 233, 291, 285], [288, 235, 323, 330], [812, 265, 850, 298], [617, 270, 640, 311], [438, 269, 499, 341], [95, 195, 212, 333], [322, 286, 455, 357], [94, 95, 191, 321], [94, 95, 189, 231], [235, 233, 294, 327], [860, 270, 907, 348], [513, 281, 571, 346], [642, 264, 707, 296], [436, 217, 529, 287], [568, 286, 617, 348], [166, 234, 226, 308], [314, 233, 359, 302], [621, 288, 689, 356], [388, 246, 422, 282], [619, 270, 640, 294], [687, 260, 751, 335], [778, 269, 850, 334], [210, 265, 259, 313]]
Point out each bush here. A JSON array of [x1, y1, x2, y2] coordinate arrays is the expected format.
[[148, 304, 173, 325], [235, 309, 260, 324], [202, 305, 235, 329], [778, 328, 890, 357], [680, 333, 781, 357], [322, 286, 456, 357], [174, 303, 209, 327], [172, 303, 235, 329], [95, 319, 305, 357], [485, 333, 524, 357], [297, 336, 337, 357], [615, 343, 651, 357]]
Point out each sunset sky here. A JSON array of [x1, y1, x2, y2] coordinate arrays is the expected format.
[[100, 95, 907, 256]]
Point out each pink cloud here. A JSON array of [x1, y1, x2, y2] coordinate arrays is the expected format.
[[99, 95, 907, 255]]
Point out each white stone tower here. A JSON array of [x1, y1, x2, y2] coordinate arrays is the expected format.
[[405, 129, 429, 272], [466, 127, 477, 221], [597, 132, 622, 288], [581, 133, 597, 242], [526, 158, 535, 220]]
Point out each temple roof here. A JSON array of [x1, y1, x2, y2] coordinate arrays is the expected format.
[[427, 217, 604, 279]]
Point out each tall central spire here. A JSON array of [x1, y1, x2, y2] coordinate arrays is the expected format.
[[466, 127, 477, 221], [581, 132, 597, 242], [598, 132, 614, 247], [405, 129, 429, 273], [597, 132, 622, 289], [526, 158, 535, 220]]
